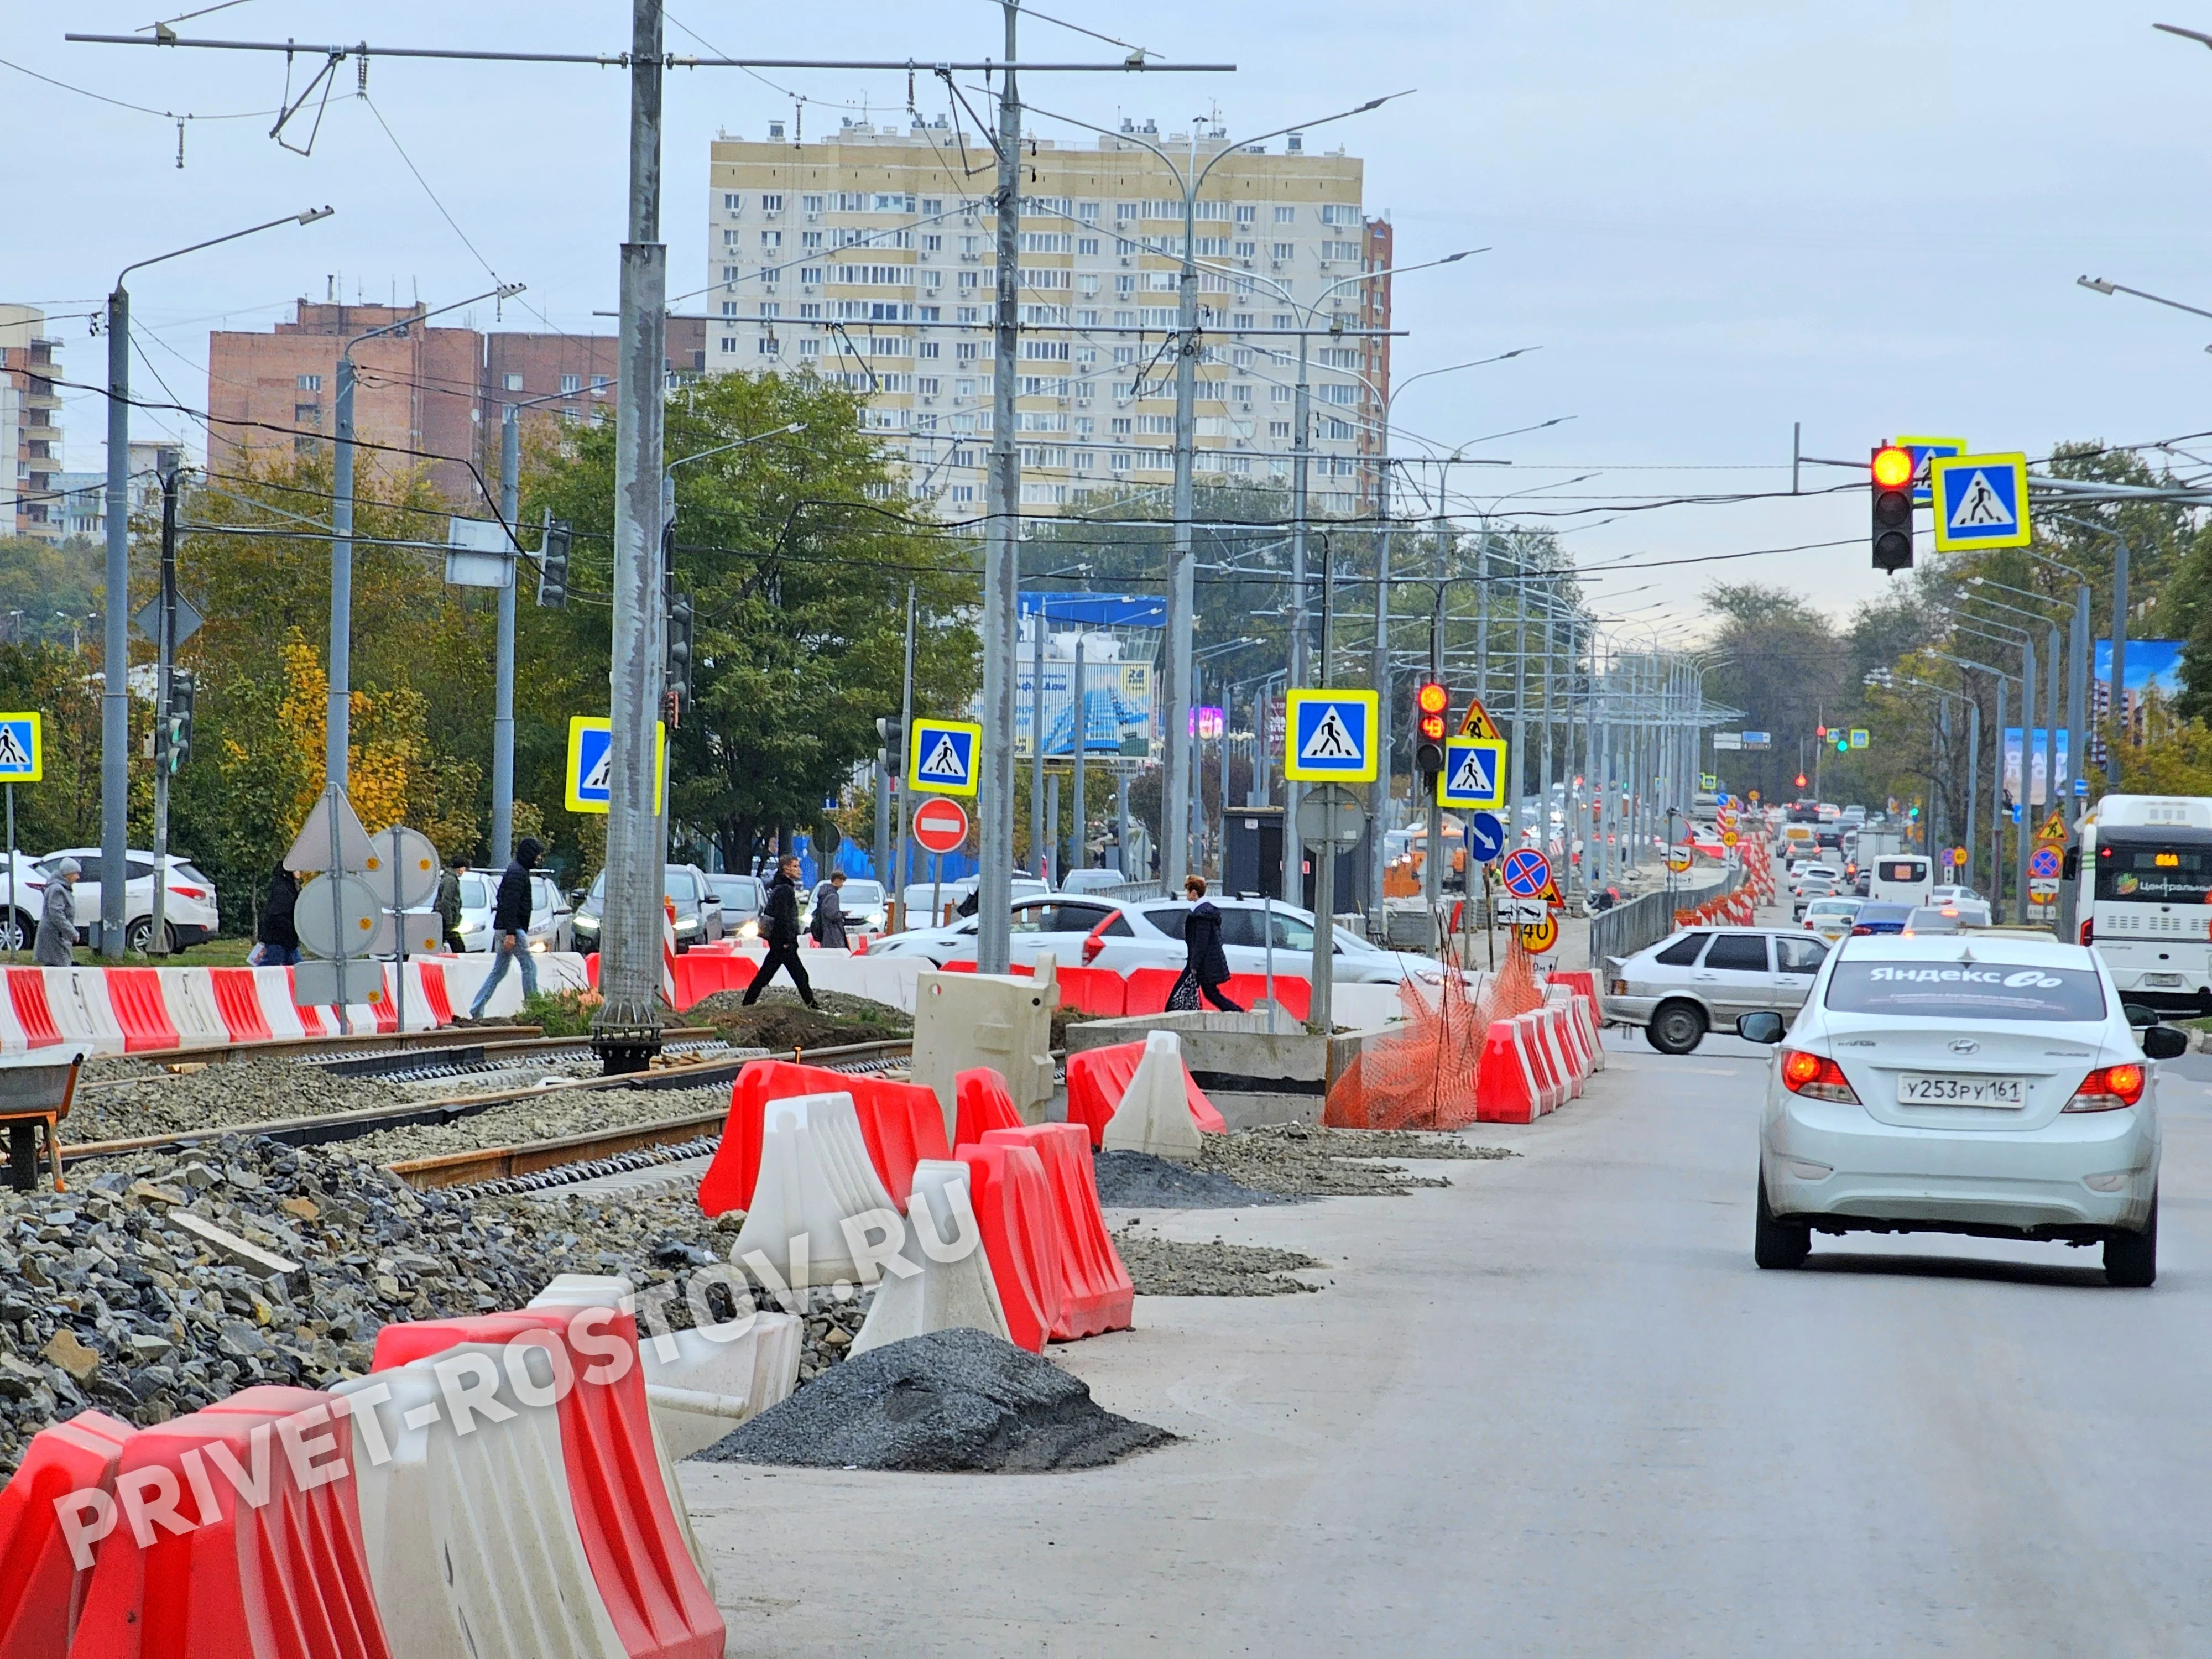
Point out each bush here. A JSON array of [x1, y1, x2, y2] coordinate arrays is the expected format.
[[519, 985, 601, 1038]]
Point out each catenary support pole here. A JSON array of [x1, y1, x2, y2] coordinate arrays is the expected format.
[[493, 406, 520, 868], [2110, 539, 2130, 789], [896, 581, 915, 917], [977, 0, 1022, 970], [1283, 326, 1313, 903], [149, 464, 179, 956], [100, 283, 131, 958], [1163, 134, 1199, 899], [1072, 627, 1087, 872], [591, 0, 669, 1072], [1030, 599, 1047, 879]]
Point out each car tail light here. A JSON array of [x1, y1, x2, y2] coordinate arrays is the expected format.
[[168, 885, 207, 900], [1781, 1049, 1860, 1104], [1609, 978, 1630, 996], [1851, 925, 1873, 935], [2064, 1063, 2145, 1112], [2079, 920, 2094, 945]]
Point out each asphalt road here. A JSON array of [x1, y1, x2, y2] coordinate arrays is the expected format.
[[685, 1030, 2212, 1656]]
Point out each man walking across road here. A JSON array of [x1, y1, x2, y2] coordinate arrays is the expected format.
[[743, 853, 818, 1009], [468, 838, 542, 1019]]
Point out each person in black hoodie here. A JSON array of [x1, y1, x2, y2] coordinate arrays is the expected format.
[[259, 863, 300, 966], [468, 837, 542, 1018], [1175, 875, 1243, 1011], [743, 854, 818, 1009]]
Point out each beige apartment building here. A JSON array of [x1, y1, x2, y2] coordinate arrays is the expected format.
[[705, 116, 1391, 514], [0, 305, 64, 542]]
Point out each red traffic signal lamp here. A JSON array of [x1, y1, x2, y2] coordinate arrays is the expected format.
[[1871, 444, 1914, 572], [1414, 682, 1449, 775], [1795, 773, 1809, 789], [1815, 724, 1828, 739]]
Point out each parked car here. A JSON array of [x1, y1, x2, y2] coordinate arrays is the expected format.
[[869, 892, 1445, 984], [1061, 868, 1135, 896], [568, 863, 724, 953], [455, 870, 572, 953], [38, 848, 220, 952], [1801, 897, 1863, 941], [707, 872, 765, 942], [1739, 932, 2180, 1283], [1603, 926, 1833, 1054]]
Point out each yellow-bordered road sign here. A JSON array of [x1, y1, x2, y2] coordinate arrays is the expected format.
[[1284, 689, 1378, 783], [1931, 452, 2031, 551], [566, 716, 665, 815], [1455, 695, 1501, 740], [1896, 435, 1967, 505], [0, 713, 41, 782], [1517, 913, 1559, 953], [909, 718, 983, 796], [1437, 738, 1509, 810]]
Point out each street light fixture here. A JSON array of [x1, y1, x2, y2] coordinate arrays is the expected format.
[[100, 205, 333, 957]]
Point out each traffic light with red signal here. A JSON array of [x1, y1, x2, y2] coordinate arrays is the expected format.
[[1414, 682, 1448, 776], [1871, 444, 1914, 572]]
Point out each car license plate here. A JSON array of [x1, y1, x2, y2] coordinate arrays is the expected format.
[[1897, 1073, 2026, 1107]]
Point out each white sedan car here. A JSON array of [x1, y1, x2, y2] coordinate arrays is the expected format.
[[869, 893, 1444, 984], [1739, 933, 2182, 1286]]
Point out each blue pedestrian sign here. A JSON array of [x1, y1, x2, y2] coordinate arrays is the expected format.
[[1931, 452, 2030, 552], [1895, 434, 1966, 506], [0, 713, 41, 782], [1501, 847, 1552, 899], [565, 716, 664, 815], [1283, 689, 1378, 783], [908, 718, 982, 796], [1466, 811, 1506, 865], [1437, 737, 1509, 810]]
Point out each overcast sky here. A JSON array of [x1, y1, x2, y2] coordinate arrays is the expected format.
[[9, 1, 2212, 640]]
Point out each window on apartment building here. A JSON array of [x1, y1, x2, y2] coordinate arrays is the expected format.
[[724, 229, 743, 247], [1114, 274, 1135, 297], [592, 375, 609, 397], [762, 194, 783, 212], [1230, 312, 1255, 331], [921, 198, 943, 217], [721, 301, 740, 317], [723, 266, 740, 285], [801, 231, 823, 251], [1077, 237, 1100, 256], [799, 303, 821, 319], [1271, 313, 1295, 330], [1234, 204, 1256, 225], [1274, 206, 1297, 224], [1270, 420, 1291, 440], [561, 374, 583, 394], [724, 192, 743, 211], [296, 373, 323, 391], [503, 372, 524, 392], [920, 270, 942, 290], [1115, 202, 1139, 221], [1270, 385, 1292, 404], [1110, 416, 1132, 435], [800, 266, 823, 285], [760, 303, 781, 319], [799, 338, 821, 357], [921, 234, 942, 252], [1077, 201, 1100, 223], [917, 377, 940, 396], [1234, 241, 1256, 259], [758, 337, 780, 356], [1271, 242, 1295, 262], [721, 338, 739, 354], [1196, 237, 1229, 257], [917, 340, 940, 358], [802, 194, 825, 214], [1232, 384, 1253, 406], [294, 403, 322, 426], [1112, 346, 1136, 367], [1320, 204, 1359, 226], [761, 230, 782, 249], [951, 484, 975, 504], [956, 342, 979, 362]]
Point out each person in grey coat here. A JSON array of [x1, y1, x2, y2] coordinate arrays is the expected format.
[[34, 859, 79, 966], [809, 870, 851, 950]]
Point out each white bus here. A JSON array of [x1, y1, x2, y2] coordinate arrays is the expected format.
[[1866, 853, 1932, 907], [2070, 794, 2212, 1011]]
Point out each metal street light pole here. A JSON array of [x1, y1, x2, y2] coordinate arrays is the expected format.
[[1965, 585, 2064, 830], [101, 205, 330, 956]]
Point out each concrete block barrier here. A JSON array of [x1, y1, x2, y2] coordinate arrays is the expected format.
[[336, 1345, 626, 1659], [980, 1123, 1134, 1341], [851, 1159, 1011, 1357], [956, 1140, 1067, 1354], [729, 1091, 902, 1287], [371, 1308, 722, 1659], [911, 966, 1058, 1131], [0, 1408, 134, 1656], [953, 1066, 1025, 1149], [69, 1384, 392, 1658], [1066, 1032, 1227, 1157]]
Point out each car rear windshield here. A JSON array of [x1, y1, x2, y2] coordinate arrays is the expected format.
[[1824, 959, 2107, 1022], [2096, 842, 2212, 905]]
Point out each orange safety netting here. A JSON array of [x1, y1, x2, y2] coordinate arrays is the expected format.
[[1324, 944, 1547, 1130]]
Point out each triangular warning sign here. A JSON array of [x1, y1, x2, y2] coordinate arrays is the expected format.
[[285, 787, 378, 874], [918, 732, 968, 778], [1949, 470, 2015, 529], [1446, 747, 1492, 797], [2037, 810, 2068, 842], [1456, 696, 1500, 740], [1300, 704, 1361, 762], [0, 727, 29, 770]]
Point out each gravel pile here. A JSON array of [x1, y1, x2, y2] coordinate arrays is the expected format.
[[64, 1060, 397, 1144], [1203, 1123, 1515, 1198], [1112, 1230, 1327, 1297], [0, 1133, 864, 1475], [695, 1327, 1172, 1472], [1093, 1151, 1298, 1209]]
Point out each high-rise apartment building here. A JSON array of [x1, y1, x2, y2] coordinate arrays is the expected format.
[[705, 117, 1390, 515], [0, 305, 64, 542]]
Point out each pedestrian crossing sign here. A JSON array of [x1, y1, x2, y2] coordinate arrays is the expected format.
[[1895, 435, 1966, 506], [1930, 452, 2031, 551], [0, 713, 41, 782], [565, 716, 665, 815], [1284, 690, 1378, 782], [908, 717, 982, 796], [1437, 737, 1508, 810]]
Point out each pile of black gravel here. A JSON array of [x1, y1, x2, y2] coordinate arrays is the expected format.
[[694, 1327, 1173, 1473], [1092, 1150, 1300, 1209]]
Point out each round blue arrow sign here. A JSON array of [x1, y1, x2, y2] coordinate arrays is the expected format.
[[1468, 812, 1505, 864]]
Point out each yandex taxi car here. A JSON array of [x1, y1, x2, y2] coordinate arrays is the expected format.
[[1738, 933, 2183, 1286]]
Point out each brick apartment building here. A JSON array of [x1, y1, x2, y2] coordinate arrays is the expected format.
[[208, 305, 710, 510]]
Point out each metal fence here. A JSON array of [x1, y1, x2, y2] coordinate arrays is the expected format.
[[1587, 864, 1748, 970]]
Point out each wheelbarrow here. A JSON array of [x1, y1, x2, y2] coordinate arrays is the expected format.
[[0, 1052, 81, 1193]]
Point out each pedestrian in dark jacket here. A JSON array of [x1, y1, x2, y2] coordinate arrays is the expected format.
[[743, 855, 817, 1008], [259, 863, 300, 966], [468, 837, 542, 1018], [1174, 875, 1243, 1011], [435, 860, 466, 953], [810, 871, 850, 950], [33, 859, 79, 967]]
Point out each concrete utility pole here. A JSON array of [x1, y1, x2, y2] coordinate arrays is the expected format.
[[593, 0, 670, 1070], [100, 207, 328, 956], [1072, 627, 1087, 872], [1030, 600, 1047, 882], [147, 465, 180, 956], [494, 407, 521, 868], [977, 0, 1024, 973]]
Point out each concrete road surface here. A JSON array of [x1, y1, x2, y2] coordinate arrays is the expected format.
[[684, 1031, 2212, 1656]]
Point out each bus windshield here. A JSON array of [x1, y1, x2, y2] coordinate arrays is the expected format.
[[2096, 842, 2212, 905]]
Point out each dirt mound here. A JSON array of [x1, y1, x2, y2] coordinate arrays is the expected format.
[[687, 987, 909, 1052], [693, 1327, 1173, 1472], [1092, 1150, 1299, 1209]]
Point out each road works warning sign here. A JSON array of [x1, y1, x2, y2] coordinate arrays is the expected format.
[[1284, 690, 1378, 782]]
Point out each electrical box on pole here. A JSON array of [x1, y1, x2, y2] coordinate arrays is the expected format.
[[1871, 444, 1914, 572]]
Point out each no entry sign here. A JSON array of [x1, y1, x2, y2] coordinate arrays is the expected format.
[[912, 796, 971, 855]]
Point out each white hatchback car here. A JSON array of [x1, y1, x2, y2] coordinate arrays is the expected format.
[[1739, 933, 2183, 1286]]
